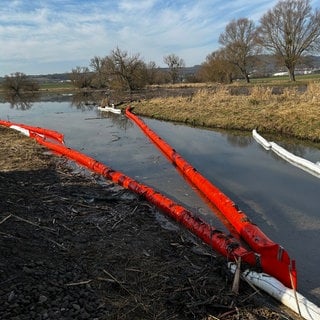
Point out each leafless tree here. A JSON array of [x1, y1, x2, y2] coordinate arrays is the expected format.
[[144, 61, 158, 85], [163, 54, 185, 84], [103, 47, 147, 92], [70, 66, 93, 89], [197, 49, 238, 84], [90, 56, 109, 89], [258, 0, 320, 81], [219, 18, 259, 83], [2, 72, 39, 93]]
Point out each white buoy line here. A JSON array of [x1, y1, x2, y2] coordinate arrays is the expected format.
[[228, 263, 320, 320], [252, 129, 320, 178]]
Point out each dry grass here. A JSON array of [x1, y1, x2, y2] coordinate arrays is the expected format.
[[132, 82, 320, 142], [0, 126, 51, 171]]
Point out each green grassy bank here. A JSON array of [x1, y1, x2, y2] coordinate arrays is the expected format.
[[39, 82, 75, 92]]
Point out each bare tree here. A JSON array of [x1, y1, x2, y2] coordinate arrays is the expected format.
[[90, 56, 109, 89], [2, 72, 39, 93], [163, 54, 185, 84], [258, 0, 320, 81], [103, 47, 147, 92], [145, 61, 158, 85], [219, 18, 259, 83], [197, 49, 238, 84], [70, 66, 93, 89]]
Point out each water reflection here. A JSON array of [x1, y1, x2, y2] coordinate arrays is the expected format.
[[278, 140, 320, 159], [4, 92, 40, 110], [221, 128, 320, 157], [223, 132, 252, 148], [97, 110, 132, 131], [71, 91, 104, 110]]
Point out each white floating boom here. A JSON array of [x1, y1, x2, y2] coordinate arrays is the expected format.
[[252, 129, 320, 178], [229, 263, 320, 320]]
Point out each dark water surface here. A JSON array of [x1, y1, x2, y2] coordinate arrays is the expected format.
[[1, 96, 320, 305]]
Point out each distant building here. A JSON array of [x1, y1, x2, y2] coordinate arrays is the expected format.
[[273, 71, 289, 77]]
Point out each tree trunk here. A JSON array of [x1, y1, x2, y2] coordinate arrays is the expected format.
[[289, 70, 296, 81], [287, 65, 296, 81]]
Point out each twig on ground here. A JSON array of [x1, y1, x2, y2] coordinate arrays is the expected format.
[[12, 214, 56, 232], [112, 205, 138, 229], [60, 223, 77, 234], [219, 308, 237, 319], [0, 231, 20, 239], [240, 290, 260, 303], [42, 236, 67, 251], [66, 280, 93, 286], [103, 269, 135, 299], [0, 214, 12, 225], [232, 257, 241, 294]]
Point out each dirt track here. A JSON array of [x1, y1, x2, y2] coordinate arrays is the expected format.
[[0, 126, 299, 319]]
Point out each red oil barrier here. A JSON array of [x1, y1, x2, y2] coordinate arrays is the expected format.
[[125, 106, 297, 289], [0, 120, 64, 144], [32, 135, 260, 264], [1, 122, 259, 270]]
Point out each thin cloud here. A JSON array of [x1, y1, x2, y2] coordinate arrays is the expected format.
[[0, 0, 318, 76]]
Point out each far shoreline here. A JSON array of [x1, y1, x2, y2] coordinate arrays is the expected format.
[[1, 79, 320, 143]]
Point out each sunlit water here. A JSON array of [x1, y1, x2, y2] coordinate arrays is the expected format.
[[1, 96, 320, 305]]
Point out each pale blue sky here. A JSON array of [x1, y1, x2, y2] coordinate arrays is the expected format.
[[0, 0, 318, 76]]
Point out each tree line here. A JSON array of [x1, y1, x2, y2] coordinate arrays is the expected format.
[[70, 49, 186, 92], [2, 0, 320, 93], [1, 72, 40, 93], [71, 0, 320, 88], [200, 0, 320, 83]]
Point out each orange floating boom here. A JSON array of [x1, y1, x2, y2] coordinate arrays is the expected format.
[[125, 106, 297, 289], [1, 121, 259, 273], [32, 134, 261, 266], [2, 119, 296, 288], [0, 120, 64, 144]]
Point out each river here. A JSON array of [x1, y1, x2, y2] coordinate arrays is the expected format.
[[1, 94, 320, 306]]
